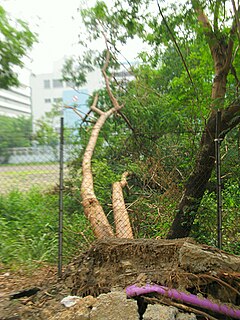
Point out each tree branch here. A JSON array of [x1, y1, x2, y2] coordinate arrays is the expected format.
[[117, 110, 136, 133], [191, 0, 216, 55], [64, 105, 85, 120], [221, 98, 240, 136], [222, 5, 239, 73], [214, 0, 221, 33], [91, 106, 104, 115], [231, 0, 240, 38], [112, 172, 133, 238], [101, 35, 124, 111], [157, 0, 197, 97]]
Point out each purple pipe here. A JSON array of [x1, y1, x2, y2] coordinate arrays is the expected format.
[[126, 284, 240, 319]]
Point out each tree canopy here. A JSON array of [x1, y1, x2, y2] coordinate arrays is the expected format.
[[0, 5, 37, 89]]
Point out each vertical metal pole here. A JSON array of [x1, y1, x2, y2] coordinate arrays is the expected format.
[[58, 117, 64, 278], [215, 110, 222, 250]]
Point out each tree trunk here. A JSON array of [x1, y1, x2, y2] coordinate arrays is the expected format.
[[167, 116, 216, 238], [167, 3, 239, 238], [80, 48, 125, 239], [81, 96, 115, 238], [167, 98, 240, 239], [112, 172, 133, 238]]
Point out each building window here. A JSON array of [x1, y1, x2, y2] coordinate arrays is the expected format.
[[53, 79, 63, 88], [66, 81, 74, 88], [114, 71, 131, 78], [44, 80, 51, 89], [53, 97, 62, 103], [45, 98, 51, 103]]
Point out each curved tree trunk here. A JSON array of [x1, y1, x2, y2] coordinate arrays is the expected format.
[[167, 116, 216, 238], [167, 1, 240, 239], [167, 99, 240, 239], [81, 95, 115, 238], [81, 48, 126, 239]]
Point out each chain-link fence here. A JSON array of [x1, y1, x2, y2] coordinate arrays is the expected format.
[[0, 147, 60, 194], [0, 117, 239, 270]]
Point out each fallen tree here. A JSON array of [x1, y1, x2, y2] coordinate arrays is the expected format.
[[67, 46, 133, 239], [63, 0, 240, 243]]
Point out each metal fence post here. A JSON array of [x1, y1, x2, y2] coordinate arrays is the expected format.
[[58, 117, 64, 278], [215, 110, 222, 250]]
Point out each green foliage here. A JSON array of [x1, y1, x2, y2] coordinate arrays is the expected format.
[[0, 188, 93, 266], [33, 104, 62, 146], [92, 158, 120, 211], [0, 115, 32, 148], [0, 116, 32, 163], [34, 121, 59, 146], [192, 180, 240, 254], [0, 5, 37, 89], [62, 52, 94, 88]]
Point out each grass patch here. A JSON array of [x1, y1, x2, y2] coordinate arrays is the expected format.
[[0, 162, 58, 167], [0, 188, 93, 267], [0, 169, 58, 176], [0, 164, 61, 193]]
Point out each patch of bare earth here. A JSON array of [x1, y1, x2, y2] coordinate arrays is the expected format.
[[0, 264, 68, 319]]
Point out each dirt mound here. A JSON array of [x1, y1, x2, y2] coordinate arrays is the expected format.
[[0, 238, 240, 319], [64, 238, 240, 304]]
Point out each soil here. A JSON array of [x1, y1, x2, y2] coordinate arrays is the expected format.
[[0, 238, 240, 320], [0, 264, 68, 319]]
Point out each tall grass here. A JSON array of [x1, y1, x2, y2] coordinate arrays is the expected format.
[[0, 181, 239, 269], [0, 188, 93, 267]]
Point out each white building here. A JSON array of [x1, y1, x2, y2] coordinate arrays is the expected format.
[[30, 61, 102, 130], [0, 85, 31, 118]]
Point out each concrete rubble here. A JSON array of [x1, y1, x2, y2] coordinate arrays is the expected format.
[[49, 291, 197, 320]]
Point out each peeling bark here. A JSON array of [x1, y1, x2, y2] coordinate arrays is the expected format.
[[80, 48, 125, 239], [81, 95, 114, 238], [112, 172, 133, 238]]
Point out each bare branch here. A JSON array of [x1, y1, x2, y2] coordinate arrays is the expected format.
[[91, 94, 99, 110], [89, 94, 104, 115], [91, 106, 104, 115], [64, 105, 85, 120], [101, 32, 124, 111], [112, 172, 133, 239]]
